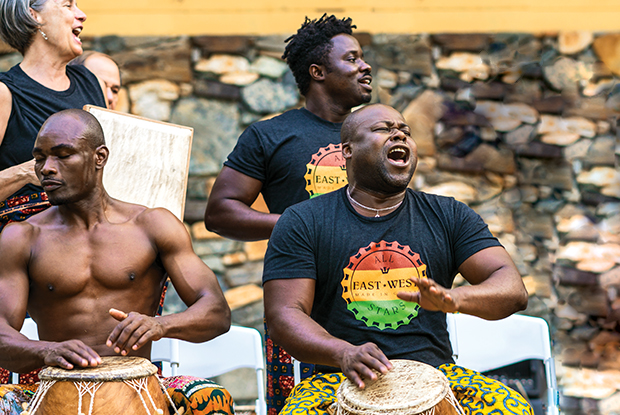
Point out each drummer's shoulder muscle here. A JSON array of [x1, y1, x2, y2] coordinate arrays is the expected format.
[[0, 220, 36, 264], [134, 206, 191, 252], [0, 81, 12, 146]]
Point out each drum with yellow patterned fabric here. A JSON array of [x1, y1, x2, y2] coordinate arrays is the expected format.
[[337, 360, 464, 415]]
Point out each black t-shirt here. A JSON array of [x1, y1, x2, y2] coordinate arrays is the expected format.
[[224, 108, 348, 214], [263, 187, 502, 370], [0, 64, 106, 199]]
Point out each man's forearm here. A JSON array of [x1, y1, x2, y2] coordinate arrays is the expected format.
[[158, 295, 231, 343], [0, 161, 38, 202], [205, 200, 280, 241], [452, 269, 528, 320], [267, 307, 352, 369], [0, 330, 47, 373]]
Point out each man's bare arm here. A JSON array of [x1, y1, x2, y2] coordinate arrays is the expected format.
[[106, 208, 231, 355], [264, 278, 391, 389], [0, 223, 101, 372], [204, 167, 280, 241], [0, 83, 40, 201], [397, 246, 528, 320]]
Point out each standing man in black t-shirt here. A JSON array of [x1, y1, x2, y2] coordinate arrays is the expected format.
[[204, 14, 372, 413], [263, 104, 532, 415], [205, 14, 372, 239]]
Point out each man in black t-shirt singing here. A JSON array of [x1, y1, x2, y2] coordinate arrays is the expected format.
[[205, 14, 372, 413], [263, 104, 533, 415]]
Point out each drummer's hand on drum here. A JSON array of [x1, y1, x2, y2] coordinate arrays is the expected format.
[[339, 343, 393, 389], [396, 277, 458, 313], [41, 339, 102, 370], [106, 308, 164, 356]]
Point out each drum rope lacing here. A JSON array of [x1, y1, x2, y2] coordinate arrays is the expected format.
[[446, 388, 465, 415], [158, 377, 181, 415], [125, 377, 165, 415], [22, 379, 55, 415], [23, 377, 181, 415], [75, 381, 103, 415]]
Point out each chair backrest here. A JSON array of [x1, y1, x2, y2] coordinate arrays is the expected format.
[[175, 326, 266, 415], [151, 337, 179, 377], [446, 313, 559, 415], [446, 313, 551, 371]]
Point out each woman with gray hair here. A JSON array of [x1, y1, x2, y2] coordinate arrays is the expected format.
[[0, 0, 106, 234]]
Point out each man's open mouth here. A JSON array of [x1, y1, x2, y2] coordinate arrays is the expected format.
[[388, 147, 409, 165]]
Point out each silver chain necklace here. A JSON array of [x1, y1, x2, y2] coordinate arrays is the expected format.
[[346, 187, 403, 218]]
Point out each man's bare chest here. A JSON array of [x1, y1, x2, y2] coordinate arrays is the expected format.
[[27, 227, 160, 297]]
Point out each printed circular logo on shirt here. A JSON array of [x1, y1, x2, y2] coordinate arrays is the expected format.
[[341, 241, 427, 330], [304, 144, 348, 198]]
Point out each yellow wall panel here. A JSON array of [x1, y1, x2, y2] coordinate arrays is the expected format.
[[78, 0, 620, 36]]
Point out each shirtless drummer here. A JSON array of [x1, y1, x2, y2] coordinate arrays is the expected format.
[[0, 109, 234, 415]]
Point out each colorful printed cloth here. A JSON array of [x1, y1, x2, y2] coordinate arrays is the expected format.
[[0, 375, 235, 415], [264, 322, 314, 415], [280, 364, 534, 415], [0, 385, 37, 415], [163, 375, 235, 415], [0, 192, 51, 233]]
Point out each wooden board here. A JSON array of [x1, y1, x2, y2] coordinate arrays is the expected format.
[[84, 105, 193, 221]]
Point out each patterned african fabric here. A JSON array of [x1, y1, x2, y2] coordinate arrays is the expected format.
[[0, 384, 37, 415], [0, 375, 235, 415], [264, 322, 314, 415], [0, 367, 38, 389], [0, 192, 50, 233], [163, 375, 235, 415], [279, 364, 533, 415]]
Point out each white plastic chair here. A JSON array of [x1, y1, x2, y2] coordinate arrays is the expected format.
[[174, 326, 267, 415], [446, 313, 560, 415], [151, 337, 179, 377]]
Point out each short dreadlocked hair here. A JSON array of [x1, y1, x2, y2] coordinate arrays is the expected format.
[[282, 14, 355, 96]]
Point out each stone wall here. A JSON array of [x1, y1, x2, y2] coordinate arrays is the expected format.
[[2, 32, 619, 413]]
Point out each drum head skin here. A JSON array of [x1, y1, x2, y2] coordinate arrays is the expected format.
[[39, 356, 157, 381], [337, 360, 451, 415]]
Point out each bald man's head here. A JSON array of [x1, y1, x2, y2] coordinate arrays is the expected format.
[[33, 109, 109, 206], [38, 109, 106, 150], [341, 104, 403, 145], [340, 104, 417, 193]]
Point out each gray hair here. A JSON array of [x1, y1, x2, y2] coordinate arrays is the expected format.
[[0, 0, 48, 54]]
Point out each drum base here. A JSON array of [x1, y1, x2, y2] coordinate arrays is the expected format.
[[33, 377, 170, 415]]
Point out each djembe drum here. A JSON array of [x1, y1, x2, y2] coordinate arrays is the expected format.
[[336, 360, 464, 415], [24, 356, 177, 415]]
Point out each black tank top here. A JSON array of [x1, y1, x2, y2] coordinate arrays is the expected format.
[[0, 64, 106, 198]]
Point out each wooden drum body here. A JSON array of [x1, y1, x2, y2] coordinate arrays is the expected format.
[[337, 360, 464, 415], [26, 356, 171, 415]]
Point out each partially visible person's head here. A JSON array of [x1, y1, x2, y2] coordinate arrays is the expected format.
[[33, 109, 108, 205], [0, 0, 48, 54], [283, 14, 359, 96], [71, 51, 121, 110], [341, 104, 418, 194]]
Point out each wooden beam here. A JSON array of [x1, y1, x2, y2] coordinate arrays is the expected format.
[[79, 1, 620, 36]]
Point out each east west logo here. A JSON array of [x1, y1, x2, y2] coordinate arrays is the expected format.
[[304, 144, 347, 198], [341, 241, 428, 330]]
